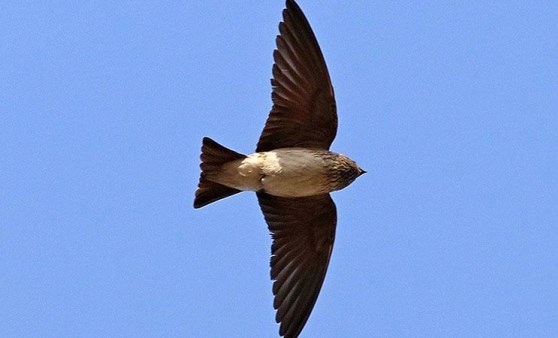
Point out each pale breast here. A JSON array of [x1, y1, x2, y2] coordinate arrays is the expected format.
[[259, 148, 331, 197], [209, 148, 334, 197]]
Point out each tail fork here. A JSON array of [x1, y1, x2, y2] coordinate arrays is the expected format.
[[194, 137, 246, 208]]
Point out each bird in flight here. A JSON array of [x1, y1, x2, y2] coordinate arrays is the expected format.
[[194, 0, 365, 336]]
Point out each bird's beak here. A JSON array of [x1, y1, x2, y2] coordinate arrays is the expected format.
[[359, 168, 367, 176]]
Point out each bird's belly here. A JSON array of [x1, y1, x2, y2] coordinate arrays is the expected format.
[[260, 149, 330, 197], [211, 148, 331, 197]]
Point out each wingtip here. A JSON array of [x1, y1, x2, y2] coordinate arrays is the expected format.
[[285, 0, 302, 16]]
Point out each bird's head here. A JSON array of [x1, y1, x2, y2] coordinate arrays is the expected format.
[[327, 154, 365, 190]]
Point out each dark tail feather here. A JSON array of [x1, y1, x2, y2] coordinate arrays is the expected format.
[[194, 137, 245, 208]]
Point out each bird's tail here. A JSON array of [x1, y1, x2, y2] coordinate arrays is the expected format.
[[194, 137, 246, 208]]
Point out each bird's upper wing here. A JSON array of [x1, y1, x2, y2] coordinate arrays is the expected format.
[[256, 0, 337, 152], [257, 192, 337, 338]]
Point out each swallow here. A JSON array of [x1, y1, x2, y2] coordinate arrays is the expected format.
[[194, 1, 365, 337]]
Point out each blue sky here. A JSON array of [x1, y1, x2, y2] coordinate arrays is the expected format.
[[2, 1, 557, 337]]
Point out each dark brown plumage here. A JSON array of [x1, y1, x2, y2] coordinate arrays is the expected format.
[[194, 1, 364, 337], [257, 0, 337, 152], [257, 192, 336, 338]]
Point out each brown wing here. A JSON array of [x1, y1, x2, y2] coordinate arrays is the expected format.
[[257, 192, 337, 338], [256, 0, 337, 152]]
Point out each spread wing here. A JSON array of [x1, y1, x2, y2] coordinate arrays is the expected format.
[[257, 192, 337, 338], [256, 0, 337, 152]]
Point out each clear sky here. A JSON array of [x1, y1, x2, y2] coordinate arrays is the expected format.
[[2, 1, 557, 337]]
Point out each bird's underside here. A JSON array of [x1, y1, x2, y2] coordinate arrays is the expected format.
[[194, 1, 364, 337], [208, 148, 359, 198]]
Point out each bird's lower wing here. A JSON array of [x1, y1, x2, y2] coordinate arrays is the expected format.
[[257, 192, 337, 337]]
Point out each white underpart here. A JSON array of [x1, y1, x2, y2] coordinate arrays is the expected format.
[[214, 148, 330, 197]]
